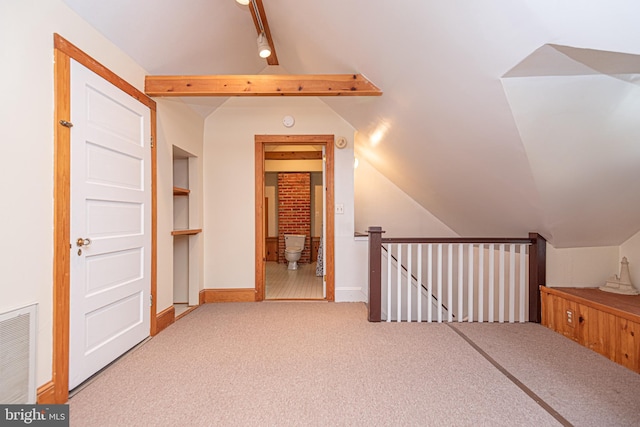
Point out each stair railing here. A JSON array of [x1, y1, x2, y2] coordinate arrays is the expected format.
[[367, 227, 546, 323]]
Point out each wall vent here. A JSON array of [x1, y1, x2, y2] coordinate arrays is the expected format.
[[0, 304, 37, 404]]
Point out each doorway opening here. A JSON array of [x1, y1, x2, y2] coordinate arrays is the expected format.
[[255, 135, 335, 301]]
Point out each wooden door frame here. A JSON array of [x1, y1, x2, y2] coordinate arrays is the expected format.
[[45, 34, 157, 404], [255, 135, 335, 301]]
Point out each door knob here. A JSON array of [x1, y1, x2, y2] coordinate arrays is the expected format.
[[76, 237, 92, 247]]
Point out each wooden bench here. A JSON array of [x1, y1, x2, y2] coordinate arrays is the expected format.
[[540, 286, 640, 373]]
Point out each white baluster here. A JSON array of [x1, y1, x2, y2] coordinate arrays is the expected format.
[[407, 244, 412, 323], [468, 244, 474, 323], [397, 244, 402, 322], [509, 244, 516, 323], [448, 244, 453, 322], [417, 244, 422, 323], [458, 244, 464, 322], [478, 244, 484, 322], [437, 244, 443, 323], [519, 244, 527, 323], [499, 244, 505, 323], [428, 244, 433, 323], [488, 244, 494, 323], [387, 244, 392, 322]]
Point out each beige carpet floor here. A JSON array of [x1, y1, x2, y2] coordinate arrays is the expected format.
[[69, 302, 640, 426]]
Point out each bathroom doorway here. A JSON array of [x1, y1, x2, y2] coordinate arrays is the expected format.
[[255, 135, 335, 301]]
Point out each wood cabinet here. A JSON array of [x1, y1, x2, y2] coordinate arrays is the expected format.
[[265, 237, 278, 262], [541, 286, 640, 373], [311, 236, 321, 262]]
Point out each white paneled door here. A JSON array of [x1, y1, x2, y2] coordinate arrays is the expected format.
[[69, 61, 151, 390]]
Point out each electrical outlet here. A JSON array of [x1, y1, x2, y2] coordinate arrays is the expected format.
[[566, 309, 574, 327]]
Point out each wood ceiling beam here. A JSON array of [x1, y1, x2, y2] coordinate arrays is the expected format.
[[144, 74, 382, 97], [249, 0, 278, 66]]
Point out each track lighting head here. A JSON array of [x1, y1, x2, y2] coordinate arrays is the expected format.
[[257, 32, 272, 58]]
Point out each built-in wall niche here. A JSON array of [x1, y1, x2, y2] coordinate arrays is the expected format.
[[172, 146, 201, 314]]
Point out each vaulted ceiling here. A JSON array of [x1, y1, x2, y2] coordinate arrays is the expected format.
[[62, 0, 640, 248]]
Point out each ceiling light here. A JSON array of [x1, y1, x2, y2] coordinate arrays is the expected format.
[[236, 0, 250, 5], [257, 32, 271, 58]]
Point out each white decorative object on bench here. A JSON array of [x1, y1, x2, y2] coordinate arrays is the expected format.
[[600, 257, 639, 295]]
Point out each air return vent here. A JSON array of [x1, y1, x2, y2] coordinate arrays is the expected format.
[[0, 304, 37, 404]]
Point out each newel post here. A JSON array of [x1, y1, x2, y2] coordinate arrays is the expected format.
[[368, 226, 385, 322], [528, 232, 547, 323]]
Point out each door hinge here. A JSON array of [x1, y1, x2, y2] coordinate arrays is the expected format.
[[59, 120, 74, 128], [150, 135, 154, 148], [149, 295, 153, 307]]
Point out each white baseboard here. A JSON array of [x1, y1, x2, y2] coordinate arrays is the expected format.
[[335, 287, 367, 302]]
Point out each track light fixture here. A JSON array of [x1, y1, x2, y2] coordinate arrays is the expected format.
[[257, 32, 272, 58], [235, 0, 274, 60]]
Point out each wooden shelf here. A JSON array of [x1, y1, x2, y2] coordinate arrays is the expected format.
[[173, 186, 190, 196], [171, 229, 202, 236]]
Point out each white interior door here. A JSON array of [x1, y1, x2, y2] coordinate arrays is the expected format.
[[69, 60, 151, 390]]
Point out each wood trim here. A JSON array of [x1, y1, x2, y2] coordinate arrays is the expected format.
[[255, 135, 335, 302], [52, 43, 71, 404], [367, 227, 384, 322], [381, 237, 534, 244], [155, 305, 175, 335], [248, 0, 279, 66], [324, 139, 335, 301], [36, 381, 56, 404], [171, 229, 202, 236], [255, 140, 266, 301], [144, 74, 382, 97], [529, 233, 547, 323], [257, 135, 339, 144], [201, 289, 256, 303], [150, 108, 158, 336], [265, 151, 323, 160], [175, 305, 198, 321], [54, 34, 156, 110], [52, 34, 157, 404]]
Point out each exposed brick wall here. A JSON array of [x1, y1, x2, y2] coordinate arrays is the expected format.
[[277, 172, 311, 264]]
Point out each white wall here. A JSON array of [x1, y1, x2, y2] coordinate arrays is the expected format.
[[341, 153, 461, 302], [546, 228, 640, 288], [0, 1, 198, 390], [156, 99, 205, 310], [354, 156, 458, 238], [545, 244, 620, 288], [202, 97, 363, 300], [620, 229, 640, 287]]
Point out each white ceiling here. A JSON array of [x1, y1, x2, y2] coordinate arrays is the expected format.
[[62, 0, 640, 247]]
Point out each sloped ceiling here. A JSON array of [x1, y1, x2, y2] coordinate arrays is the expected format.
[[62, 0, 640, 248]]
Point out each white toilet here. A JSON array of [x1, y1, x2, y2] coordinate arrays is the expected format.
[[284, 234, 306, 270]]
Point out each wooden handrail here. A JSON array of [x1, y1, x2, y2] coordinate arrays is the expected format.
[[381, 237, 533, 244]]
